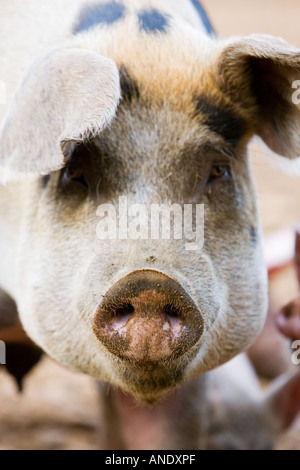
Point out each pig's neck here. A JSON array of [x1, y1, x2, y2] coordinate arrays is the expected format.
[[99, 376, 209, 450]]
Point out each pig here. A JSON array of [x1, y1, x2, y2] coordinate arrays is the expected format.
[[248, 228, 299, 378], [248, 226, 300, 378], [1, 0, 300, 449], [205, 355, 300, 450], [279, 297, 300, 340], [278, 229, 300, 340]]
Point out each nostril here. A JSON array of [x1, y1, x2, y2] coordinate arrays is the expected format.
[[108, 302, 134, 331], [115, 302, 134, 319], [163, 304, 180, 318], [94, 270, 204, 362]]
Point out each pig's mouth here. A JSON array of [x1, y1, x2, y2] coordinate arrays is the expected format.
[[117, 356, 192, 403], [92, 269, 204, 400]]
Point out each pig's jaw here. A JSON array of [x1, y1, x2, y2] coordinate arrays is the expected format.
[[106, 350, 200, 404]]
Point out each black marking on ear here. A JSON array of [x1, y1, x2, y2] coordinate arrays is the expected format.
[[73, 1, 126, 33], [190, 0, 215, 36], [41, 174, 50, 187], [195, 97, 247, 146], [5, 343, 43, 392], [138, 9, 169, 34], [119, 65, 140, 103], [250, 225, 257, 244]]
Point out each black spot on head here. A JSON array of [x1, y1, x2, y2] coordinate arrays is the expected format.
[[5, 343, 43, 392], [119, 65, 140, 103], [250, 225, 257, 244], [190, 0, 215, 36], [195, 97, 248, 146], [138, 9, 169, 34], [73, 1, 126, 34], [41, 174, 50, 187], [146, 255, 157, 263]]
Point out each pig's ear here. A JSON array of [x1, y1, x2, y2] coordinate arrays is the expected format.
[[217, 34, 300, 172], [265, 370, 300, 431], [0, 290, 43, 391], [0, 48, 120, 181]]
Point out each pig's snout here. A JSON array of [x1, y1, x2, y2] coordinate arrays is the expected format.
[[93, 269, 203, 363]]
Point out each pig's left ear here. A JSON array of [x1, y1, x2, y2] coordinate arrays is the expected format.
[[217, 34, 300, 172], [265, 370, 300, 432], [0, 291, 43, 391], [0, 48, 120, 181]]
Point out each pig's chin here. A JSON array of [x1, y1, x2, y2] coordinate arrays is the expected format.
[[108, 354, 194, 404]]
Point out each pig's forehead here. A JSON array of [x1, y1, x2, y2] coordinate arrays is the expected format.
[[73, 11, 220, 112], [95, 102, 230, 162], [71, 7, 250, 148]]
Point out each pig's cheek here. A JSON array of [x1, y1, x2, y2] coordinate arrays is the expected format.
[[16, 296, 113, 380], [13, 232, 97, 368], [185, 259, 268, 377]]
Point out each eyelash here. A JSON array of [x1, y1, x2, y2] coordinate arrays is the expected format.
[[206, 165, 231, 185], [62, 166, 88, 188]]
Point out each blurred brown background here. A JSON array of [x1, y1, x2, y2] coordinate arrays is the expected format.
[[1, 0, 300, 450]]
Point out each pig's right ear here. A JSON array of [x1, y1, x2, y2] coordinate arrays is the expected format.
[[0, 48, 121, 181], [217, 34, 300, 173]]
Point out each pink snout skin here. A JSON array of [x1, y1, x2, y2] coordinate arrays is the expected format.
[[93, 269, 203, 364]]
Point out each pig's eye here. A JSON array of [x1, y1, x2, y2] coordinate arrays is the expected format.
[[62, 166, 88, 188], [207, 165, 231, 185]]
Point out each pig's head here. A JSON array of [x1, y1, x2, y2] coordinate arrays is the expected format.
[[1, 19, 300, 402]]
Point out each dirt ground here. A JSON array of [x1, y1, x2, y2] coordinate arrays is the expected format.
[[1, 0, 300, 451]]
